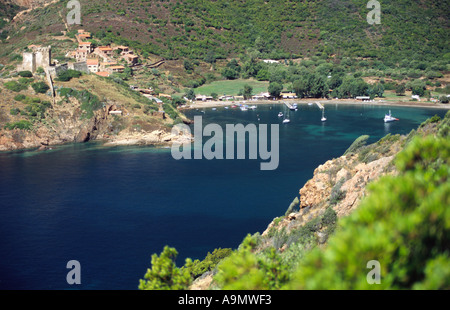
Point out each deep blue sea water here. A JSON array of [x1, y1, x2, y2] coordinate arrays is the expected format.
[[0, 103, 447, 290]]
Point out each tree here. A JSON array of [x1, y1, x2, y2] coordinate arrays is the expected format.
[[204, 50, 216, 65], [183, 59, 194, 73], [293, 77, 309, 98], [268, 82, 283, 98], [439, 96, 449, 104], [139, 246, 192, 290], [412, 84, 426, 97], [221, 59, 241, 80], [256, 68, 270, 81], [221, 67, 240, 80], [337, 76, 369, 98], [395, 84, 406, 96], [369, 83, 384, 98], [185, 88, 196, 101], [309, 73, 328, 98], [242, 84, 253, 100], [31, 81, 49, 94]]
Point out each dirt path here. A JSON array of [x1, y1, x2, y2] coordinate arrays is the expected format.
[[12, 0, 60, 23]]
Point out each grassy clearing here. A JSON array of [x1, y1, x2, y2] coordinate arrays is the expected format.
[[194, 79, 269, 96]]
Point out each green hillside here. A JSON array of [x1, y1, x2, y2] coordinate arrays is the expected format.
[[0, 1, 448, 102], [1, 0, 448, 62]]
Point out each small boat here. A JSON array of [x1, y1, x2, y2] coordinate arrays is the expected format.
[[278, 112, 283, 117], [240, 106, 248, 111], [321, 109, 327, 122], [212, 108, 217, 111], [249, 105, 257, 110], [384, 110, 399, 123], [283, 119, 290, 124], [308, 102, 313, 106], [224, 106, 229, 109], [231, 105, 237, 108]]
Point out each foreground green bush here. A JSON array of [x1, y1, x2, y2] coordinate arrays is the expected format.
[[287, 134, 449, 289], [138, 246, 192, 290]]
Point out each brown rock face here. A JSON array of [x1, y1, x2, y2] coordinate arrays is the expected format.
[[299, 154, 396, 218]]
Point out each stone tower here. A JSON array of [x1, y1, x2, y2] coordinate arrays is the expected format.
[[20, 45, 52, 73]]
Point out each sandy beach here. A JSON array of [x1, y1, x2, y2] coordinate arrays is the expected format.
[[180, 98, 450, 110]]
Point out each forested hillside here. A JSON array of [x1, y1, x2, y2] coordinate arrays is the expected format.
[[2, 0, 448, 62]]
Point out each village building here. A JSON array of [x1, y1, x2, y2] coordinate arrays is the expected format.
[[95, 71, 110, 78], [76, 29, 91, 42], [219, 95, 235, 101], [97, 46, 113, 57], [252, 92, 272, 100], [281, 92, 297, 99], [78, 42, 93, 53], [123, 53, 139, 65], [75, 49, 89, 62], [195, 95, 213, 101], [115, 46, 131, 55], [107, 65, 125, 74], [86, 59, 99, 73]]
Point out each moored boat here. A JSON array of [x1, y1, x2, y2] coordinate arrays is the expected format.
[[384, 110, 399, 123]]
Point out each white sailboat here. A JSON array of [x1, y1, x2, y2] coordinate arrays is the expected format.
[[283, 107, 290, 123], [384, 110, 399, 123], [321, 108, 327, 122], [278, 112, 283, 117]]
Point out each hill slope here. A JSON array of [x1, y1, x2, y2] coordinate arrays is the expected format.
[[1, 0, 448, 62]]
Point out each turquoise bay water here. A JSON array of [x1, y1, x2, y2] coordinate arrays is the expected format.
[[0, 103, 447, 290]]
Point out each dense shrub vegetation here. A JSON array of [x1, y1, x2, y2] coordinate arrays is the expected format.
[[58, 87, 103, 119], [139, 112, 450, 290], [56, 69, 82, 82], [69, 0, 449, 64]]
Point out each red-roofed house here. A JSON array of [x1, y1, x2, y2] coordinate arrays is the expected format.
[[78, 42, 93, 53], [97, 46, 113, 57], [107, 65, 125, 74], [95, 71, 110, 77], [75, 49, 88, 62], [86, 59, 99, 73], [123, 54, 139, 65]]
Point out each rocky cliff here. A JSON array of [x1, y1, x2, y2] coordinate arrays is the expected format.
[[0, 74, 191, 152], [262, 133, 404, 241]]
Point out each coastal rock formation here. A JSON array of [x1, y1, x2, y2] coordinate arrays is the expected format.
[[0, 93, 185, 152], [262, 135, 403, 239], [102, 128, 193, 147], [298, 154, 396, 218]]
